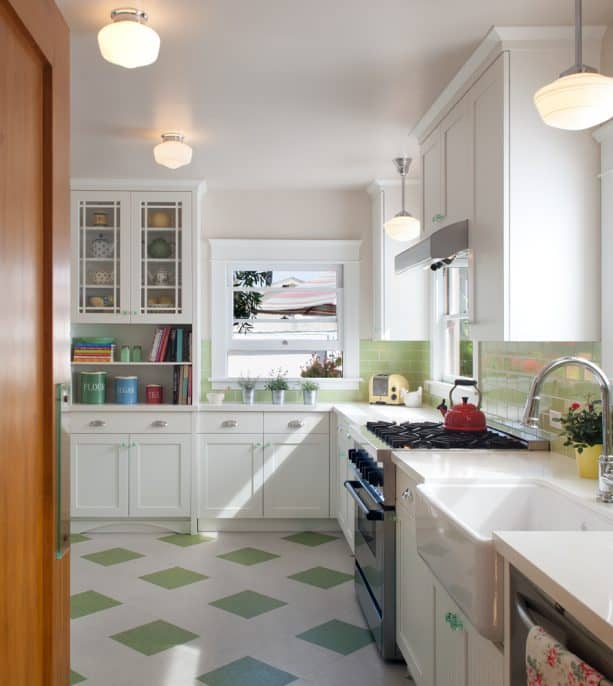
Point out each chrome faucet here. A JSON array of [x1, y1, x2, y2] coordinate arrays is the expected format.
[[521, 356, 613, 503]]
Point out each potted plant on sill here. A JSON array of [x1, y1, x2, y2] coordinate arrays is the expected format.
[[238, 375, 258, 405], [557, 398, 603, 479], [265, 368, 290, 405], [301, 380, 319, 406]]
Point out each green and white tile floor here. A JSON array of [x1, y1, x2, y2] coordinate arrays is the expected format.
[[70, 531, 412, 685]]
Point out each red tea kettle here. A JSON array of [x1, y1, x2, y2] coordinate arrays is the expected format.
[[437, 379, 486, 432]]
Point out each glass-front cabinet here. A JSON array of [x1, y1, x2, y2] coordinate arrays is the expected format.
[[72, 190, 192, 323]]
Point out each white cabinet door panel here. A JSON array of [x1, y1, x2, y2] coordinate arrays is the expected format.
[[421, 129, 443, 235], [71, 434, 129, 517], [263, 435, 329, 518], [434, 581, 468, 686], [198, 435, 264, 518], [129, 435, 191, 517]]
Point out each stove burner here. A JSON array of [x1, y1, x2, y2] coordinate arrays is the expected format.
[[366, 420, 527, 450]]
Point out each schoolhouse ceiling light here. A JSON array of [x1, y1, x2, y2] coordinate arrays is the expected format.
[[153, 132, 193, 169], [97, 8, 160, 69], [384, 157, 421, 242]]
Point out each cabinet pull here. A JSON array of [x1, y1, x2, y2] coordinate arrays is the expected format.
[[288, 419, 305, 428], [222, 419, 239, 428], [432, 213, 446, 224], [152, 420, 168, 428], [120, 442, 128, 449], [445, 612, 464, 631], [254, 442, 262, 448], [401, 487, 413, 501], [89, 419, 107, 428], [131, 442, 137, 448]]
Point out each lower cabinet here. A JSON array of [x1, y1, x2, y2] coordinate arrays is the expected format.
[[335, 419, 355, 550], [263, 435, 329, 517], [198, 435, 264, 518], [433, 581, 468, 686], [71, 433, 191, 518]]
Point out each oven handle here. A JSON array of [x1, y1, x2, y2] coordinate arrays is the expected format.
[[515, 593, 537, 631], [344, 480, 384, 521]]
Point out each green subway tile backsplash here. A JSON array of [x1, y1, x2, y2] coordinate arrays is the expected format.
[[200, 339, 430, 403]]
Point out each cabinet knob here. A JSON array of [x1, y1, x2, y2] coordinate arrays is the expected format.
[[254, 442, 262, 448], [445, 612, 464, 631], [89, 419, 107, 428], [432, 213, 446, 224], [401, 487, 413, 501], [131, 442, 137, 448], [222, 419, 239, 428], [152, 420, 168, 428], [288, 419, 305, 428]]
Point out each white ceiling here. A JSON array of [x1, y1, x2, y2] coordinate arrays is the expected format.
[[58, 0, 613, 189]]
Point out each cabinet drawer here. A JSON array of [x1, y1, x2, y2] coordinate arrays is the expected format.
[[264, 412, 329, 435], [396, 469, 418, 515], [196, 412, 263, 434], [70, 412, 192, 434]]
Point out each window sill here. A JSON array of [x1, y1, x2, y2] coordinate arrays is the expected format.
[[211, 377, 361, 391], [425, 379, 478, 404]]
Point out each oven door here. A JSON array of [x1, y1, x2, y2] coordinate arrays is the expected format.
[[344, 480, 385, 609]]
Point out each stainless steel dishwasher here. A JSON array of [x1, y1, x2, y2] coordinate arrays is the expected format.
[[510, 567, 613, 685]]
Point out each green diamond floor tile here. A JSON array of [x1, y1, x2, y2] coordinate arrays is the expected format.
[[158, 533, 215, 547], [216, 547, 280, 566], [197, 656, 297, 686], [282, 531, 337, 547], [70, 590, 122, 619], [209, 590, 287, 619], [81, 547, 144, 566], [69, 533, 91, 544], [287, 566, 353, 589], [140, 566, 209, 590], [70, 670, 86, 685], [297, 619, 373, 655], [110, 619, 199, 656]]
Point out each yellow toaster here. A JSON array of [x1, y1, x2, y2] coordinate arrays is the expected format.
[[368, 374, 409, 405]]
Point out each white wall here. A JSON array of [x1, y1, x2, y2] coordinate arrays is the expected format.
[[201, 188, 372, 338], [602, 26, 613, 75]]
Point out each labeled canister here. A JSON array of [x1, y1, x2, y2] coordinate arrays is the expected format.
[[115, 376, 138, 404], [80, 371, 107, 404], [146, 384, 163, 404]]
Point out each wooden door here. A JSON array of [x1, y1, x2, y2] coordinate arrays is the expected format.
[[0, 1, 70, 684]]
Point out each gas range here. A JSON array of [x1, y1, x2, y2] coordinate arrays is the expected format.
[[365, 420, 549, 451]]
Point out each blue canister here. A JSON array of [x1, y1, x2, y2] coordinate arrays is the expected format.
[[115, 376, 138, 404]]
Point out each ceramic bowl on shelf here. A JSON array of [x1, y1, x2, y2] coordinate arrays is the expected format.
[[147, 237, 172, 259], [91, 270, 113, 285], [149, 210, 171, 228], [91, 233, 114, 258], [206, 392, 225, 405]]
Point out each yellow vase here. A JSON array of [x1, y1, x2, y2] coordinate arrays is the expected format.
[[575, 444, 601, 480]]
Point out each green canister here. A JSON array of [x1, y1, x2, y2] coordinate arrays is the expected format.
[[80, 371, 107, 404]]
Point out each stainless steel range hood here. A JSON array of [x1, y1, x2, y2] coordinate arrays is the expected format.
[[394, 219, 469, 273]]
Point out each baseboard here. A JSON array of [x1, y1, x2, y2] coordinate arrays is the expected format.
[[196, 517, 340, 533], [71, 519, 191, 534]]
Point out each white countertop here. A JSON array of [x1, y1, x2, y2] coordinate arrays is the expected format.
[[392, 448, 613, 646], [495, 531, 613, 650]]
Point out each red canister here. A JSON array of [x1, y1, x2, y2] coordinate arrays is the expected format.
[[146, 384, 163, 404]]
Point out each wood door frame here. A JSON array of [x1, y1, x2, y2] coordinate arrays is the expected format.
[[1, 1, 70, 684]]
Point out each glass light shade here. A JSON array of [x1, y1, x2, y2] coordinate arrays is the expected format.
[[97, 18, 160, 69], [153, 138, 193, 169], [534, 72, 613, 131], [384, 213, 421, 242]]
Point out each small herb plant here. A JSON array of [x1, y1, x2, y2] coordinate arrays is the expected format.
[[301, 380, 319, 392], [265, 368, 290, 391], [557, 398, 603, 453], [238, 375, 258, 391]]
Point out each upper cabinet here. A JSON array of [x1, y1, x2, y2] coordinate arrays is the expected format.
[[415, 27, 603, 342], [369, 181, 429, 341], [72, 186, 195, 324]]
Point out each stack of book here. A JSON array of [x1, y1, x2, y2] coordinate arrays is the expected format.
[[72, 339, 115, 363], [148, 327, 192, 363], [173, 365, 192, 405]]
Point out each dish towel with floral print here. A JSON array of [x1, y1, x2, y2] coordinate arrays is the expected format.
[[526, 625, 612, 686]]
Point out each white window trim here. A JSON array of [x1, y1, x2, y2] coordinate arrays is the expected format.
[[209, 239, 362, 390]]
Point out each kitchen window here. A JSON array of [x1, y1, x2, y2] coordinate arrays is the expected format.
[[209, 240, 361, 388], [431, 259, 474, 383]]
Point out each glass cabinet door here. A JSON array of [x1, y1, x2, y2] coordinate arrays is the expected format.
[[132, 192, 192, 322], [73, 192, 131, 322]]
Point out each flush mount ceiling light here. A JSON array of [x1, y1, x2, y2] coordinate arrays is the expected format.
[[153, 132, 193, 169], [534, 0, 613, 130], [97, 8, 160, 69], [384, 157, 421, 242]]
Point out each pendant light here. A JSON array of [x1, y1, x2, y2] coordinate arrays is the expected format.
[[534, 0, 613, 130], [384, 157, 421, 242], [97, 8, 160, 69], [153, 132, 193, 169]]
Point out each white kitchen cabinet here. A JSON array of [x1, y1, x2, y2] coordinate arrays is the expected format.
[[396, 471, 435, 686], [335, 419, 354, 550], [198, 435, 264, 518], [263, 434, 330, 518], [129, 435, 191, 517], [71, 435, 129, 517], [414, 28, 602, 342]]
